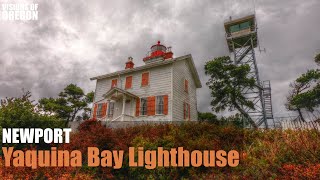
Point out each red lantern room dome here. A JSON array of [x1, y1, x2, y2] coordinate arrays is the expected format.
[[143, 41, 173, 62]]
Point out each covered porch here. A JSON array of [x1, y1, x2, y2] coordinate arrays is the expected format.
[[101, 87, 138, 122]]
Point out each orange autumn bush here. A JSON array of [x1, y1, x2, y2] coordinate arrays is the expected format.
[[1, 120, 320, 179], [280, 163, 320, 179]]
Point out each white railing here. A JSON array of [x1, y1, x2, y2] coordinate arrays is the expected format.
[[280, 120, 320, 131], [100, 114, 135, 122]]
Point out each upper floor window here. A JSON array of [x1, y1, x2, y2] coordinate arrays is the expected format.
[[141, 72, 149, 87], [156, 96, 164, 114], [140, 98, 147, 116], [184, 79, 189, 93], [108, 102, 114, 118], [125, 76, 133, 89], [111, 79, 118, 88], [229, 21, 251, 33]]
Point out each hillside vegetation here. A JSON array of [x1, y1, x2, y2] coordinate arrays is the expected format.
[[2, 121, 320, 179]]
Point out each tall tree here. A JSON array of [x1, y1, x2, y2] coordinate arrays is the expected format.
[[39, 84, 94, 124], [205, 56, 258, 128], [286, 81, 308, 121], [0, 91, 64, 154], [286, 53, 320, 121], [315, 53, 320, 66]]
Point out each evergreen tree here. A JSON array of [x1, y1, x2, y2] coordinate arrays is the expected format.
[[205, 56, 258, 128]]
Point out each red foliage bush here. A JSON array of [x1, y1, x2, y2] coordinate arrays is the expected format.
[[1, 121, 320, 179], [279, 163, 320, 179]]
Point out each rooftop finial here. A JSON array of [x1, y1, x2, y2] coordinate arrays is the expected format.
[[157, 40, 160, 45]]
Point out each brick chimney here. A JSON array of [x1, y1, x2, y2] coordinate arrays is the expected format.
[[125, 57, 134, 69]]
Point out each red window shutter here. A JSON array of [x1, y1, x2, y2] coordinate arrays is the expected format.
[[135, 98, 140, 116], [188, 103, 191, 120], [102, 103, 108, 117], [101, 103, 105, 117], [93, 104, 98, 119], [147, 96, 155, 116], [185, 79, 189, 93], [183, 102, 186, 120], [163, 95, 168, 115], [141, 72, 149, 86], [146, 73, 149, 85], [111, 79, 118, 88], [125, 76, 132, 89]]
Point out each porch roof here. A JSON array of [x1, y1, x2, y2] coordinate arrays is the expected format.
[[103, 87, 138, 100]]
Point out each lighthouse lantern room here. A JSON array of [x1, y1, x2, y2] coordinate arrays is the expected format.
[[143, 41, 173, 62]]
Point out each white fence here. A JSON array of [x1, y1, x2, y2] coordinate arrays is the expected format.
[[280, 120, 320, 131]]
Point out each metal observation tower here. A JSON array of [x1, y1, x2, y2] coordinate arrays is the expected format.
[[224, 15, 274, 128]]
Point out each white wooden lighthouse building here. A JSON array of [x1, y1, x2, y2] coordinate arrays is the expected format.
[[90, 41, 202, 123]]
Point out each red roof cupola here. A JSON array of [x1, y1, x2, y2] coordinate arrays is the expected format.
[[143, 41, 173, 62]]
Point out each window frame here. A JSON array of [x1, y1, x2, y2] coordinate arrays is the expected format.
[[107, 102, 115, 118], [141, 71, 150, 87], [96, 103, 104, 118], [230, 21, 251, 33], [140, 97, 148, 116], [111, 78, 118, 88], [155, 95, 164, 115]]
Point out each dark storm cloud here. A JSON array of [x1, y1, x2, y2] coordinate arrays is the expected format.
[[0, 0, 319, 117]]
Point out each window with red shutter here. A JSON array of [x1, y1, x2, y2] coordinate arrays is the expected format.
[[93, 104, 98, 119], [163, 95, 168, 115], [156, 96, 164, 114], [147, 96, 155, 116], [140, 98, 148, 115], [188, 103, 191, 120], [141, 72, 149, 87], [135, 98, 140, 116], [111, 79, 118, 88], [102, 103, 108, 117], [125, 76, 132, 89], [183, 102, 186, 119], [108, 102, 114, 118], [184, 79, 189, 93], [96, 103, 103, 118]]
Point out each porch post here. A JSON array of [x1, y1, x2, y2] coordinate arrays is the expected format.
[[122, 95, 126, 121]]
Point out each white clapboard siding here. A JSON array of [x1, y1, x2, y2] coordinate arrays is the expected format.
[[92, 55, 200, 122], [93, 64, 173, 121], [172, 59, 198, 121]]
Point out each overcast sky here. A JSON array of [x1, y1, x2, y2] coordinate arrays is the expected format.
[[0, 0, 319, 117]]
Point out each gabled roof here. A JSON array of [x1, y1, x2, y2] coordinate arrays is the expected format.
[[103, 87, 138, 99], [90, 54, 202, 88]]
